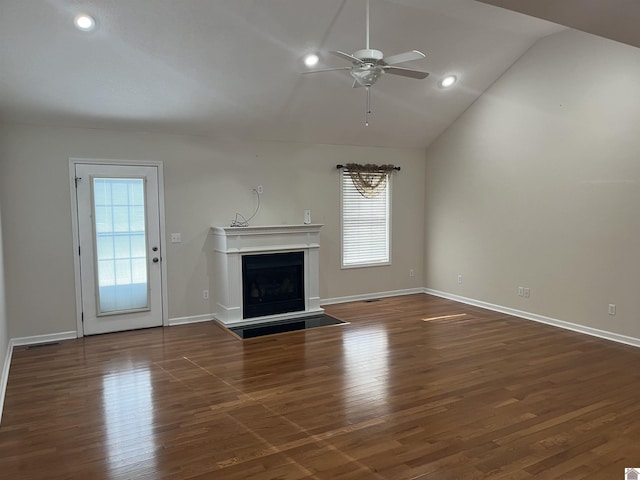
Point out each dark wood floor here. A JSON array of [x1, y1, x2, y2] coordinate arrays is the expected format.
[[1, 294, 639, 479]]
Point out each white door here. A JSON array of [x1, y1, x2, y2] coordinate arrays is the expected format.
[[75, 164, 163, 335]]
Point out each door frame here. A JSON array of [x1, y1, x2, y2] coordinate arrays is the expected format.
[[69, 158, 169, 337]]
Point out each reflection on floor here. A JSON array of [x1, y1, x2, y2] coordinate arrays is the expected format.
[[103, 367, 156, 477]]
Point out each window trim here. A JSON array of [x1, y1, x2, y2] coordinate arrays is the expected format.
[[340, 169, 392, 269]]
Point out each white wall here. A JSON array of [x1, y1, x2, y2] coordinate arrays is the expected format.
[[0, 124, 425, 338], [425, 29, 640, 339]]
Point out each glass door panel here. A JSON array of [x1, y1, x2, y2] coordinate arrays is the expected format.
[[93, 177, 149, 315]]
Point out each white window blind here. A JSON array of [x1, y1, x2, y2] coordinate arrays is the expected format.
[[341, 169, 391, 267]]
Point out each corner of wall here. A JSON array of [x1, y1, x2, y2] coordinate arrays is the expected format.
[[0, 199, 11, 424], [0, 340, 12, 425]]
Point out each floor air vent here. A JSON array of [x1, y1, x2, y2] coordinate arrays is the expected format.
[[27, 342, 60, 349]]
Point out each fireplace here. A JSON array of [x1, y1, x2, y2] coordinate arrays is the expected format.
[[242, 252, 304, 319], [210, 224, 323, 325]]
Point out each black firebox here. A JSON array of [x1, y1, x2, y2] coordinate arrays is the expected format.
[[242, 251, 305, 319]]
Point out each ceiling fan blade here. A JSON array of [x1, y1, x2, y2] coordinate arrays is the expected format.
[[330, 50, 365, 64], [383, 66, 430, 79], [301, 67, 352, 74], [382, 50, 426, 66]]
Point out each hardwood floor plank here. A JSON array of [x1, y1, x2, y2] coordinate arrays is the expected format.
[[1, 293, 639, 479]]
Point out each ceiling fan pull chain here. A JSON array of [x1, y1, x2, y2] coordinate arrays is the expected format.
[[365, 86, 371, 126]]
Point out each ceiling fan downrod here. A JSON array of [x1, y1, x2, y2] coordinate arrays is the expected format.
[[365, 0, 371, 126], [366, 0, 370, 50]]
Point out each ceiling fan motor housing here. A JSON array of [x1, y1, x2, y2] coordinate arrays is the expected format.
[[353, 49, 384, 64]]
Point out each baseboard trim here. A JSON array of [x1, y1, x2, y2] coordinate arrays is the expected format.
[[0, 339, 13, 424], [11, 331, 78, 347], [424, 288, 640, 349], [321, 288, 424, 306], [168, 314, 214, 326]]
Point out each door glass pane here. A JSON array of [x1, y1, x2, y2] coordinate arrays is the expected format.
[[93, 178, 149, 314]]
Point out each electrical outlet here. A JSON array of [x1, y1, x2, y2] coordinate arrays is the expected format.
[[524, 288, 530, 298], [608, 304, 616, 316], [409, 269, 415, 277], [171, 233, 181, 243], [518, 287, 524, 297], [203, 290, 209, 300], [457, 274, 463, 284], [256, 185, 264, 194]]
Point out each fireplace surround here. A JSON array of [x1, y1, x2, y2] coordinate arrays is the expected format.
[[210, 224, 323, 325]]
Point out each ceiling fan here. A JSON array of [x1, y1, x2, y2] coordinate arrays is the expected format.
[[302, 0, 430, 125]]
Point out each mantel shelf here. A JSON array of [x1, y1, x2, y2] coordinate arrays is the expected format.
[[211, 224, 323, 236]]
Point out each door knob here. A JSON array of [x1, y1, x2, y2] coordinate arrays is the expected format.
[[152, 246, 158, 252], [152, 257, 159, 263]]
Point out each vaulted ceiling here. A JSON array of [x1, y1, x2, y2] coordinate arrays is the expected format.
[[2, 1, 630, 148], [477, 0, 640, 50]]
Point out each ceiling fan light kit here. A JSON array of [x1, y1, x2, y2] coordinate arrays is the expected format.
[[349, 49, 384, 87], [301, 0, 430, 126]]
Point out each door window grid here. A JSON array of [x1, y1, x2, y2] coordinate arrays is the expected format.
[[93, 178, 149, 313]]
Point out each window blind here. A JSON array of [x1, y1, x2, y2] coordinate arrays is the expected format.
[[341, 169, 390, 267]]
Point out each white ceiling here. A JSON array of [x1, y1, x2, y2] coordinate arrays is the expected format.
[[0, 0, 567, 148]]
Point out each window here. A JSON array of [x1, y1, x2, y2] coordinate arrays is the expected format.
[[341, 168, 391, 267]]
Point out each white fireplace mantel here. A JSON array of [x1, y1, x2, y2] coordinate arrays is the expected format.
[[210, 224, 323, 325]]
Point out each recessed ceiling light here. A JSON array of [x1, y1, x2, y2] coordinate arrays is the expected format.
[[74, 14, 95, 31], [304, 53, 320, 67], [440, 75, 457, 88]]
